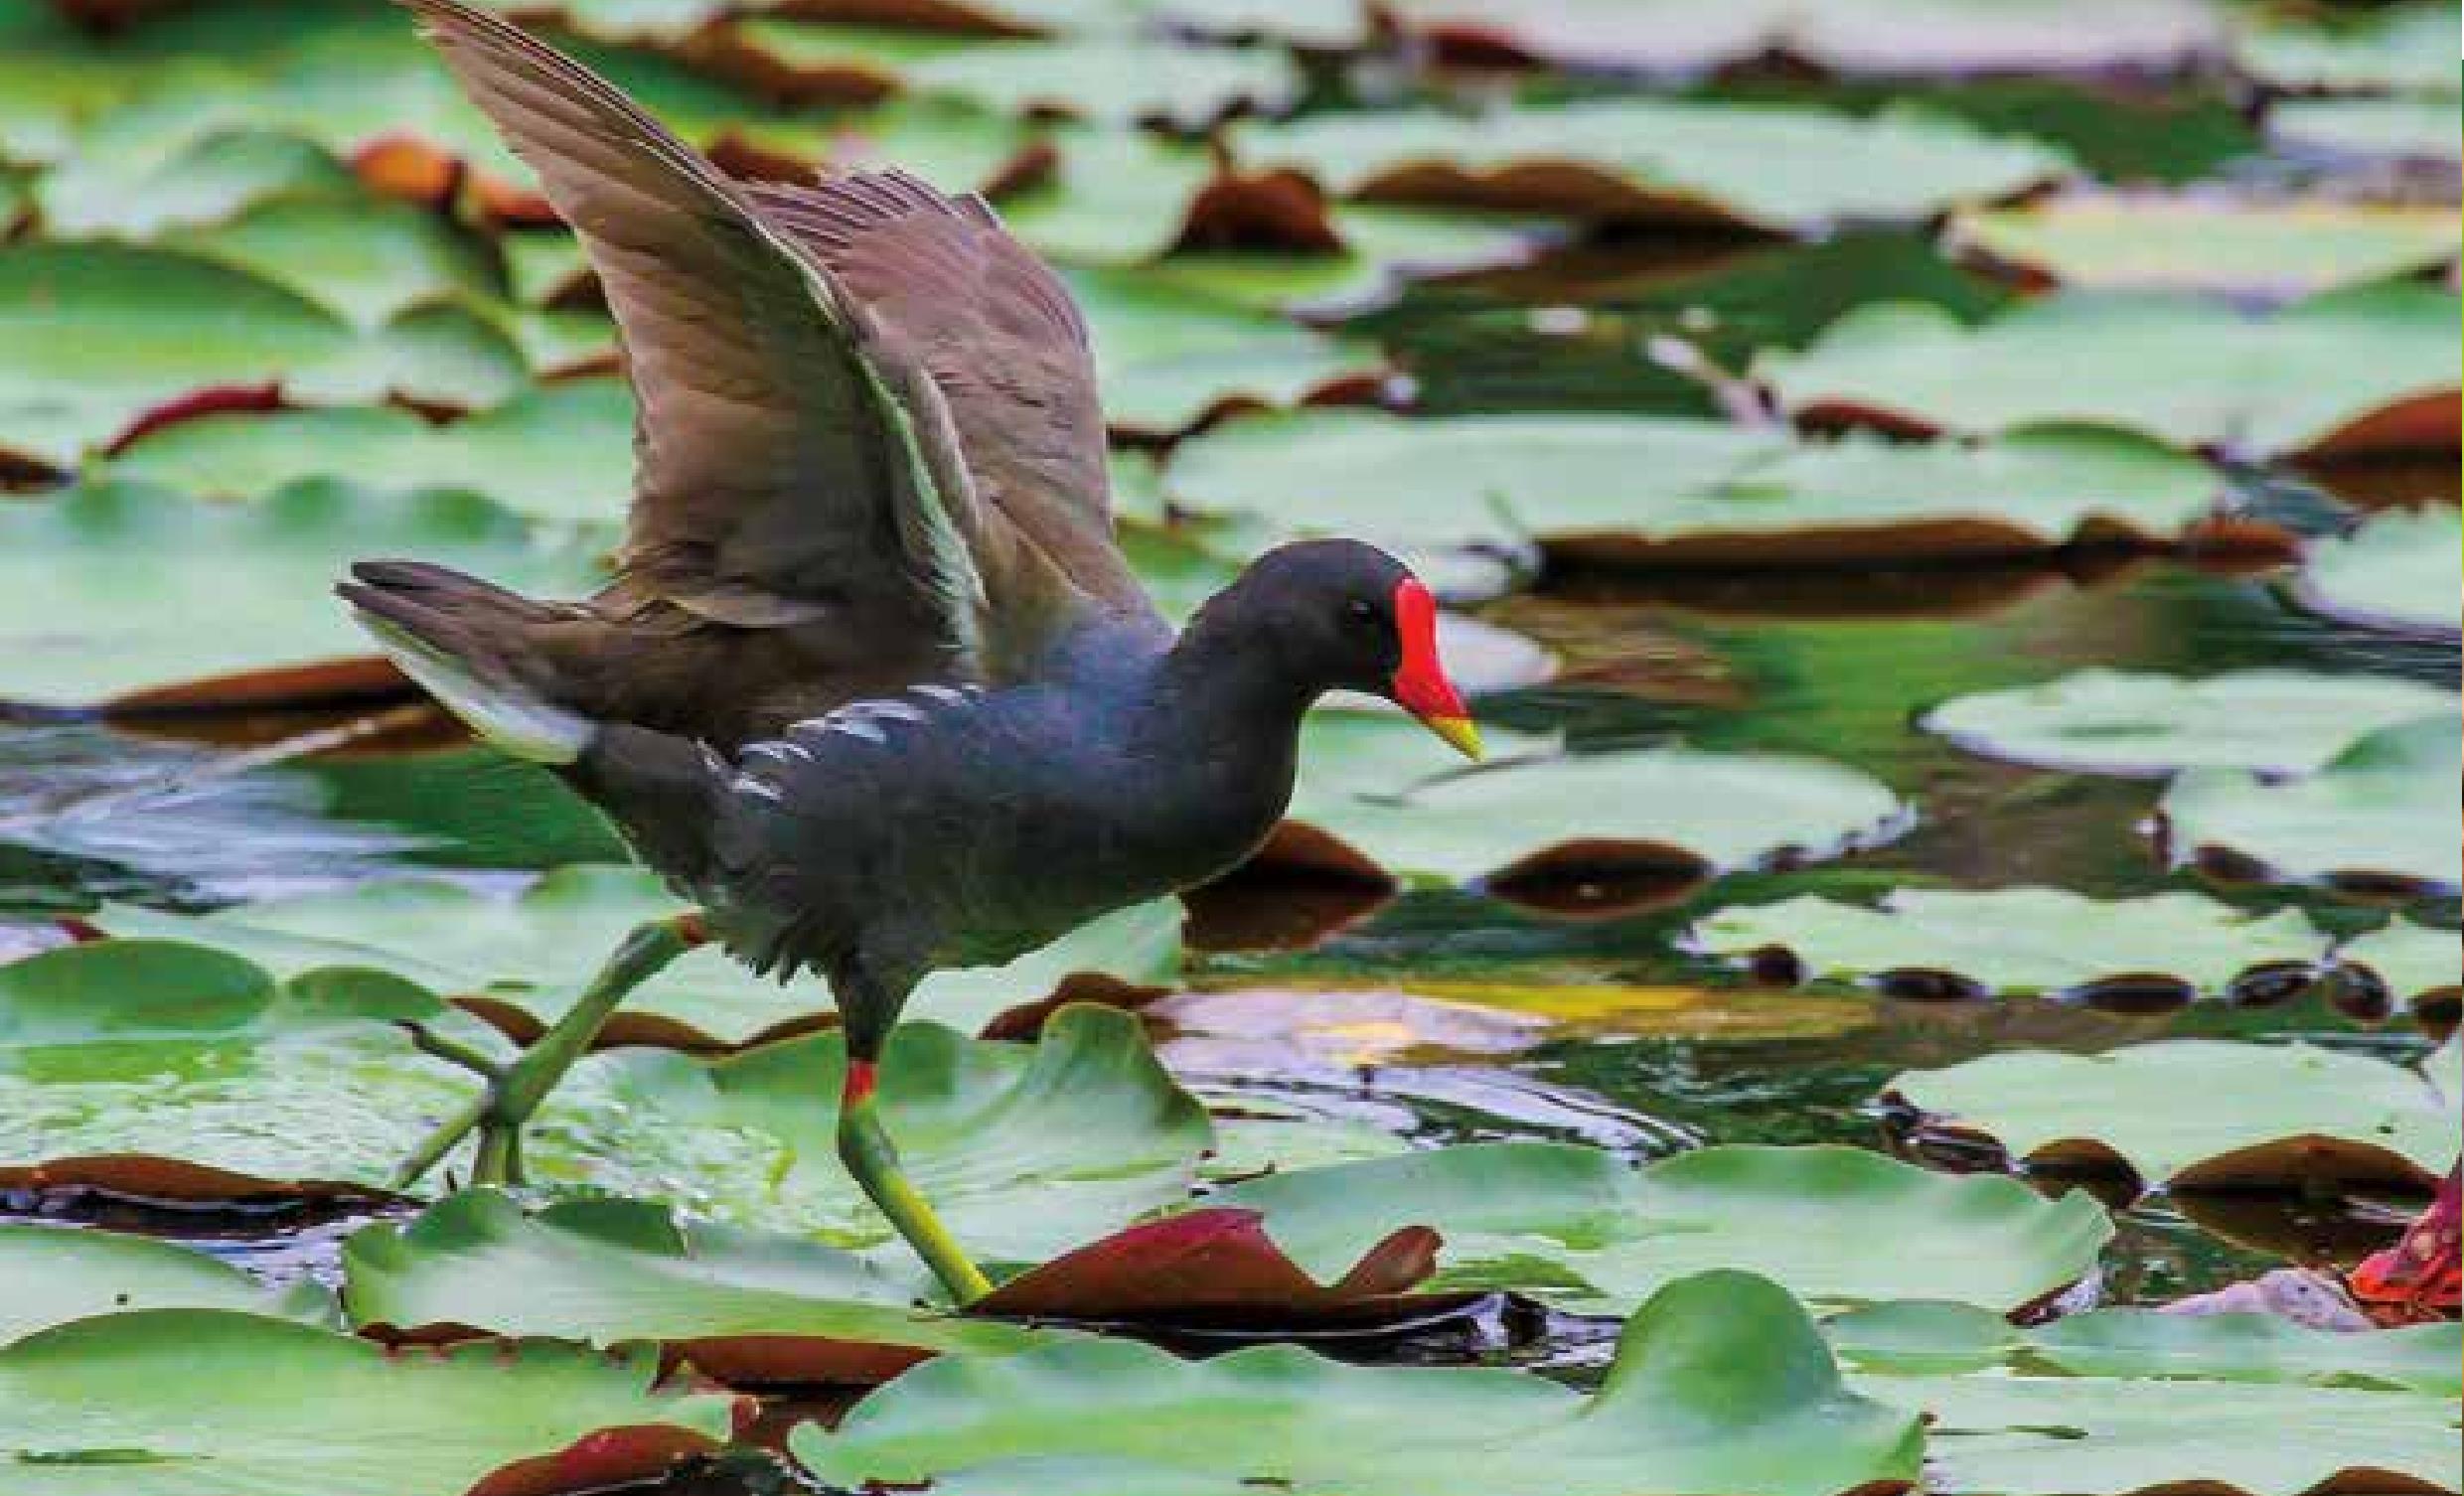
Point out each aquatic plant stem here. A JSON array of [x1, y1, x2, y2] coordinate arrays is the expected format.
[[392, 913, 703, 1189], [838, 1056, 995, 1305]]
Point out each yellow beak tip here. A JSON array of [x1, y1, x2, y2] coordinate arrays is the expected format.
[[1425, 715, 1484, 761]]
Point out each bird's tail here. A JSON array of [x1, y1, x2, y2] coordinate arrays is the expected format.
[[337, 561, 596, 765]]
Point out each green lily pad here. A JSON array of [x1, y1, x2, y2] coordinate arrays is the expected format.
[[96, 868, 1184, 1048], [159, 190, 503, 329], [36, 123, 362, 238], [2333, 918, 2463, 1012], [1139, 205, 1550, 316], [1214, 1141, 2109, 1315], [1948, 195, 2461, 298], [1277, 714, 1905, 906], [1888, 1037, 2461, 1192], [790, 1270, 1923, 1496], [1067, 266, 1383, 435], [2291, 506, 2462, 639], [1922, 669, 2459, 778], [0, 939, 515, 1198], [1232, 98, 2071, 232], [1375, 0, 2218, 78], [1687, 889, 2329, 1001], [1759, 282, 2462, 459], [528, 1005, 1214, 1271], [1165, 414, 2229, 571], [2159, 714, 2462, 894], [0, 1226, 331, 1345], [1832, 1298, 2463, 1395], [343, 1190, 1051, 1382], [0, 0, 130, 167], [0, 1310, 737, 1496], [99, 379, 636, 524], [0, 479, 609, 708], [2272, 96, 2462, 168], [2238, 3, 2460, 95]]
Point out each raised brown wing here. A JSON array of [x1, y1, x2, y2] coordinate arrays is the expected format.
[[403, 0, 985, 667], [745, 172, 1160, 626]]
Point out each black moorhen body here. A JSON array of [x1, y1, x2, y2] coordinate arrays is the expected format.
[[342, 0, 1479, 1303]]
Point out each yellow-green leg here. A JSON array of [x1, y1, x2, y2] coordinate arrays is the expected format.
[[837, 1052, 993, 1305], [396, 914, 702, 1188]]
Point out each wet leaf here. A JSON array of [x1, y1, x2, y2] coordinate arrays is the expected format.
[[2236, 2, 2460, 95], [2290, 506, 2462, 640], [0, 1309, 737, 1496], [1066, 266, 1385, 435], [0, 479, 609, 708], [0, 939, 515, 1198], [1759, 282, 2461, 459], [1949, 194, 2461, 299], [96, 869, 1184, 1048], [790, 1270, 1924, 1496], [0, 1225, 333, 1345], [2333, 918, 2462, 1014], [1214, 1140, 2111, 1314], [1376, 0, 2218, 78], [526, 1006, 1217, 1271], [1688, 888, 2329, 1001], [344, 1190, 1053, 1383], [1165, 414, 2231, 572], [1922, 669, 2458, 778], [1888, 1037, 2461, 1193], [1830, 1297, 2462, 1394], [1278, 714, 1906, 907], [1232, 98, 2071, 232], [100, 379, 636, 524], [2159, 713, 2462, 894], [2271, 96, 2462, 169]]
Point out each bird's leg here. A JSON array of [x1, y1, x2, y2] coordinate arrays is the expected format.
[[394, 912, 705, 1189], [832, 961, 993, 1305]]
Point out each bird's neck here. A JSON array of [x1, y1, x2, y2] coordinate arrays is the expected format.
[[1152, 602, 1320, 751]]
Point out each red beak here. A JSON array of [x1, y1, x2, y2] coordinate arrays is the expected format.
[[1389, 578, 1482, 760]]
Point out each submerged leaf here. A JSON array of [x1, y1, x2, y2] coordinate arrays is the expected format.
[[790, 1271, 1924, 1496]]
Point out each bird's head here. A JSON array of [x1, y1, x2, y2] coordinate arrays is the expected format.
[[1212, 538, 1482, 759]]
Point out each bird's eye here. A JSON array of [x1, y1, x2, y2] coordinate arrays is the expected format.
[[1345, 598, 1379, 626]]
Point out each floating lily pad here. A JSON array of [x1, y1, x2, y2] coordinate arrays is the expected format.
[[2291, 506, 2462, 639], [100, 379, 635, 523], [344, 1190, 1051, 1382], [160, 190, 503, 329], [0, 1225, 331, 1345], [96, 868, 1184, 1048], [0, 479, 609, 708], [0, 940, 515, 1198], [0, 1310, 737, 1496], [0, 0, 129, 167], [790, 1270, 1924, 1496], [36, 124, 362, 238], [2333, 918, 2463, 1015], [1760, 282, 2461, 459], [528, 1006, 1214, 1271], [1067, 266, 1384, 435], [2272, 96, 2462, 169], [1232, 98, 2071, 232], [1888, 1038, 2460, 1192], [2238, 3, 2460, 95], [1948, 195, 2461, 298], [1377, 0, 2219, 78], [2159, 713, 2462, 894], [1832, 1297, 2463, 1394], [1275, 714, 1905, 909], [1165, 414, 2230, 571], [1688, 889, 2329, 1003], [1213, 1141, 2109, 1316], [1922, 669, 2459, 778]]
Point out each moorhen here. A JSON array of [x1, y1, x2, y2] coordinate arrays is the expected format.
[[340, 0, 1480, 1303]]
